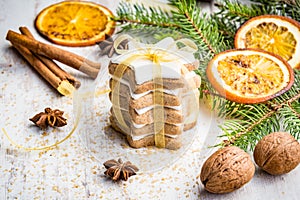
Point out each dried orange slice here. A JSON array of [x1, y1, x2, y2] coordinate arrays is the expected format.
[[206, 49, 294, 104], [235, 15, 300, 69], [35, 1, 115, 47]]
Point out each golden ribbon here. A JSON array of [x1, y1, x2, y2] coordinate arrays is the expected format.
[[111, 36, 198, 148]]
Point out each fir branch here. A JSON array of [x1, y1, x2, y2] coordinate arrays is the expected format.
[[213, 0, 300, 45], [250, 0, 300, 21], [174, 0, 216, 55], [172, 0, 227, 57], [115, 0, 228, 64], [215, 0, 274, 20], [221, 104, 280, 150], [115, 2, 178, 28], [282, 102, 300, 139], [286, 103, 300, 118], [114, 2, 188, 46], [213, 0, 277, 41], [118, 24, 187, 43], [169, 0, 229, 101]]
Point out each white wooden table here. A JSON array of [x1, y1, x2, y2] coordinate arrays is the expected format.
[[0, 0, 299, 199]]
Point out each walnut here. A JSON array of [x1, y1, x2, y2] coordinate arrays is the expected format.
[[200, 146, 255, 194], [254, 132, 300, 175]]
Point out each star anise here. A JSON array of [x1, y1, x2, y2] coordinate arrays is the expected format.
[[103, 158, 139, 181], [29, 107, 67, 130], [98, 34, 128, 58]]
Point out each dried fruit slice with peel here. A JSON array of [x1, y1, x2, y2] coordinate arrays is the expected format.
[[206, 49, 294, 104], [235, 15, 300, 69], [35, 1, 115, 47]]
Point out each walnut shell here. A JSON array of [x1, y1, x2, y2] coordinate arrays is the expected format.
[[200, 146, 255, 194], [254, 132, 300, 175]]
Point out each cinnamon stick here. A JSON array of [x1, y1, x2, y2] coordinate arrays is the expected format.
[[19, 27, 81, 88], [12, 43, 75, 96], [74, 53, 101, 69], [6, 30, 99, 79]]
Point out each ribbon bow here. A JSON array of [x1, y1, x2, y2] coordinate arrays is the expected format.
[[111, 35, 198, 148]]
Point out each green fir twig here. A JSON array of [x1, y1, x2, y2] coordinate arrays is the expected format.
[[115, 2, 178, 28]]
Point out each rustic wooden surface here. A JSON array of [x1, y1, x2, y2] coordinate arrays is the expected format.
[[1, 0, 300, 199]]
